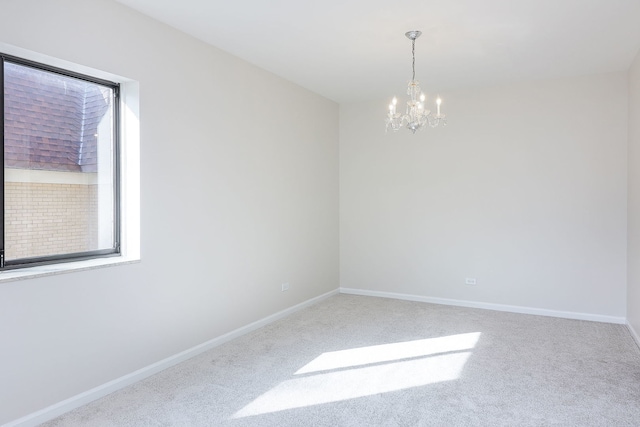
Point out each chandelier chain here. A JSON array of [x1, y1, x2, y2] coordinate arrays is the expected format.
[[411, 38, 416, 81]]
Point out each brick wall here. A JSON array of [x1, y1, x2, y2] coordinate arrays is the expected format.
[[4, 181, 98, 260]]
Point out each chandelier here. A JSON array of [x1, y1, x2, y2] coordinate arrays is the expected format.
[[386, 31, 446, 133]]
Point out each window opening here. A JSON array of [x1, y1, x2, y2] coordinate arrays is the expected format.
[[1, 55, 120, 269]]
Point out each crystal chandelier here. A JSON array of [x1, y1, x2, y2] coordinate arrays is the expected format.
[[386, 31, 446, 133]]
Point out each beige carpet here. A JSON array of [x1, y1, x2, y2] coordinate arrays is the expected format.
[[44, 294, 640, 426]]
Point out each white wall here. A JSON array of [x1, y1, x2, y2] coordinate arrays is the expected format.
[[0, 0, 339, 424], [628, 49, 640, 341], [341, 73, 628, 318]]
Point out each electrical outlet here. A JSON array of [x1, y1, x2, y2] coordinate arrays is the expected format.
[[281, 282, 290, 292], [465, 278, 477, 285]]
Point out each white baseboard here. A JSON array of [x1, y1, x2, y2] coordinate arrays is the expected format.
[[340, 287, 627, 324], [4, 288, 340, 427], [628, 322, 640, 350]]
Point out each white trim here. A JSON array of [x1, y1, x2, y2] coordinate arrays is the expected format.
[[0, 256, 140, 283], [0, 42, 129, 84], [3, 288, 340, 427], [339, 288, 627, 324], [628, 322, 640, 350]]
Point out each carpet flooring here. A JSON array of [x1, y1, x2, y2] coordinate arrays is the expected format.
[[44, 294, 640, 426]]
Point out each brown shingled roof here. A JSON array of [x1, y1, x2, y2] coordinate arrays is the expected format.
[[4, 62, 111, 173]]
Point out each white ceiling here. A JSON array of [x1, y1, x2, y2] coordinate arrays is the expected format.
[[115, 0, 640, 103]]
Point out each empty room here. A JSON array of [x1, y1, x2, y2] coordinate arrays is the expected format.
[[1, 0, 640, 425]]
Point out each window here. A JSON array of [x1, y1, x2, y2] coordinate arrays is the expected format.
[[1, 54, 120, 269]]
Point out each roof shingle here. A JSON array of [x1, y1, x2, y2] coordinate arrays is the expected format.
[[4, 62, 111, 173]]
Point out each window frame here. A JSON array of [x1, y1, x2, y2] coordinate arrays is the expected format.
[[0, 53, 121, 270]]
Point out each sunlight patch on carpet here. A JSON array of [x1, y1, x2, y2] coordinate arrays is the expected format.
[[296, 332, 481, 374], [233, 332, 480, 418]]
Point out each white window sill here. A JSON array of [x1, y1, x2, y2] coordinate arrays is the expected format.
[[0, 256, 140, 283]]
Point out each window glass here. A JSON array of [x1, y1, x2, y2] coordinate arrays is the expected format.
[[3, 59, 118, 266]]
